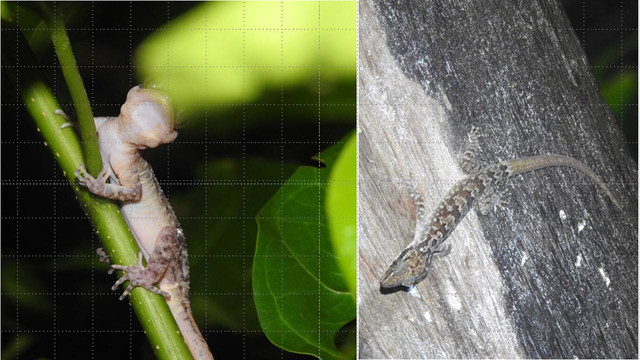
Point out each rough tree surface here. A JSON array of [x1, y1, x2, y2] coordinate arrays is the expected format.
[[358, 0, 638, 358]]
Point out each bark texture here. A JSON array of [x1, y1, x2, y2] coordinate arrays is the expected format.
[[358, 0, 638, 358]]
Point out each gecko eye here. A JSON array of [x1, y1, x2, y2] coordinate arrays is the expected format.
[[142, 77, 164, 90]]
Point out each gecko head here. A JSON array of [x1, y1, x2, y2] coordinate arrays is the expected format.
[[380, 247, 433, 289], [119, 85, 178, 149]]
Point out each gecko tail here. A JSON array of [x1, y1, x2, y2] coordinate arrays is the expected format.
[[507, 155, 622, 211], [165, 289, 215, 360]]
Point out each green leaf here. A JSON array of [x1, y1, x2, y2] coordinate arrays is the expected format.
[[326, 133, 356, 300], [253, 138, 356, 360], [1, 2, 14, 23], [135, 2, 356, 120], [170, 157, 298, 331]]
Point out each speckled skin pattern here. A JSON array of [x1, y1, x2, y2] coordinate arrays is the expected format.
[[74, 86, 214, 359], [380, 128, 620, 289]]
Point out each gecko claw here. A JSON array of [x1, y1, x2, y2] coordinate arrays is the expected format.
[[75, 165, 92, 185], [120, 284, 134, 300], [468, 126, 483, 141], [55, 109, 80, 129], [494, 189, 509, 211]]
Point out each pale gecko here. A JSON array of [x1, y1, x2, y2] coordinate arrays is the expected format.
[[61, 85, 214, 359]]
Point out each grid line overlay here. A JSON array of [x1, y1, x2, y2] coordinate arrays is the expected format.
[[279, 2, 285, 359], [13, 5, 21, 359], [89, 2, 96, 357], [357, 1, 636, 359], [241, 2, 247, 356], [2, 2, 356, 359], [316, 3, 322, 358], [52, 4, 58, 358]]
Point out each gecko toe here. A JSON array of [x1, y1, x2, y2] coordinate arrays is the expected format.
[[112, 274, 128, 290], [119, 284, 134, 300], [97, 165, 111, 182]]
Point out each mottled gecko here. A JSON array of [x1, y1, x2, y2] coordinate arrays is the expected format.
[[380, 127, 621, 289], [63, 85, 214, 359]]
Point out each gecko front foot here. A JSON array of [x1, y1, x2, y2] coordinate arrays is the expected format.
[[55, 109, 79, 129], [110, 251, 171, 300], [75, 164, 111, 193], [478, 188, 509, 215], [459, 126, 486, 174]]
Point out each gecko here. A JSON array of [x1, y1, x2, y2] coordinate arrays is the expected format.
[[380, 127, 622, 289], [63, 85, 214, 359]]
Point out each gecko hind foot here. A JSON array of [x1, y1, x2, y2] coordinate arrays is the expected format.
[[400, 175, 426, 221], [459, 126, 486, 174], [110, 251, 170, 300], [96, 248, 114, 275]]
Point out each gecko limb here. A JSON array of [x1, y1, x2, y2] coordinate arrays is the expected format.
[[110, 226, 178, 300], [96, 248, 114, 274], [76, 164, 142, 201], [459, 126, 485, 174], [478, 187, 509, 216], [111, 252, 170, 300], [111, 226, 180, 300], [432, 242, 452, 256], [54, 109, 78, 129], [401, 176, 427, 224]]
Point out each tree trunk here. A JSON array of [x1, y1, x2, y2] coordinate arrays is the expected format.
[[358, 0, 638, 358]]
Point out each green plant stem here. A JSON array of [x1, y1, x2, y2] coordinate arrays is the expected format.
[[23, 83, 193, 360], [39, 2, 101, 175], [4, 5, 193, 359]]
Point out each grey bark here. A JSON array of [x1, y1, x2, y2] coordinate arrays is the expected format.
[[358, 0, 637, 359]]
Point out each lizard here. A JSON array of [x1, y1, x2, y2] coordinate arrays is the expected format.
[[62, 85, 214, 359], [380, 127, 622, 289]]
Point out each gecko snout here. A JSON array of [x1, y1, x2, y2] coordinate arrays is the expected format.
[[380, 248, 432, 289], [380, 258, 409, 289]]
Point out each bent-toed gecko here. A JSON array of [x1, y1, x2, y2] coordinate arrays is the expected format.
[[380, 127, 621, 289], [67, 85, 214, 359]]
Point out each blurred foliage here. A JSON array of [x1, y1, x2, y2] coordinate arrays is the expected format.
[[138, 5, 357, 358], [171, 156, 298, 331], [3, 0, 632, 359], [599, 69, 637, 122], [593, 34, 638, 161], [253, 136, 356, 360], [135, 1, 356, 133], [560, 0, 637, 161], [326, 133, 356, 299], [2, 1, 355, 359]]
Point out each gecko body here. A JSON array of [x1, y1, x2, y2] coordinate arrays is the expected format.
[[380, 128, 621, 289], [71, 86, 214, 359]]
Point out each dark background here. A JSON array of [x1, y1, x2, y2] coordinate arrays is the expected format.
[[560, 0, 637, 159], [1, 2, 355, 359], [1, 1, 635, 359]]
